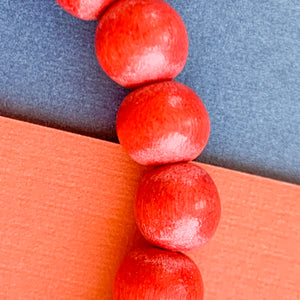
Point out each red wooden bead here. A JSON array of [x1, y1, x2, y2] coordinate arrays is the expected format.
[[134, 163, 221, 252], [95, 0, 188, 88], [113, 247, 204, 300], [56, 0, 117, 20], [116, 81, 210, 166]]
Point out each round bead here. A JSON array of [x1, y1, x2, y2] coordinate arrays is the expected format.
[[113, 247, 204, 300], [95, 0, 188, 88], [116, 81, 210, 166], [56, 0, 117, 21], [134, 163, 221, 251]]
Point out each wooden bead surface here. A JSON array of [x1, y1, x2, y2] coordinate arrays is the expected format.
[[95, 0, 188, 88], [113, 247, 204, 300], [56, 0, 117, 20], [116, 81, 210, 166], [134, 163, 221, 251]]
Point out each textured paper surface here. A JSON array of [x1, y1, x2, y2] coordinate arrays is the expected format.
[[0, 116, 299, 299], [1, 0, 299, 184]]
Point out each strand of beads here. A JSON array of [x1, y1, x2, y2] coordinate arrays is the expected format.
[[57, 0, 221, 299]]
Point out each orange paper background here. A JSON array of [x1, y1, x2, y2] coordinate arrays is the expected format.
[[0, 116, 299, 299]]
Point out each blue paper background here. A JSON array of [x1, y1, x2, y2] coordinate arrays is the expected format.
[[0, 0, 299, 184]]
